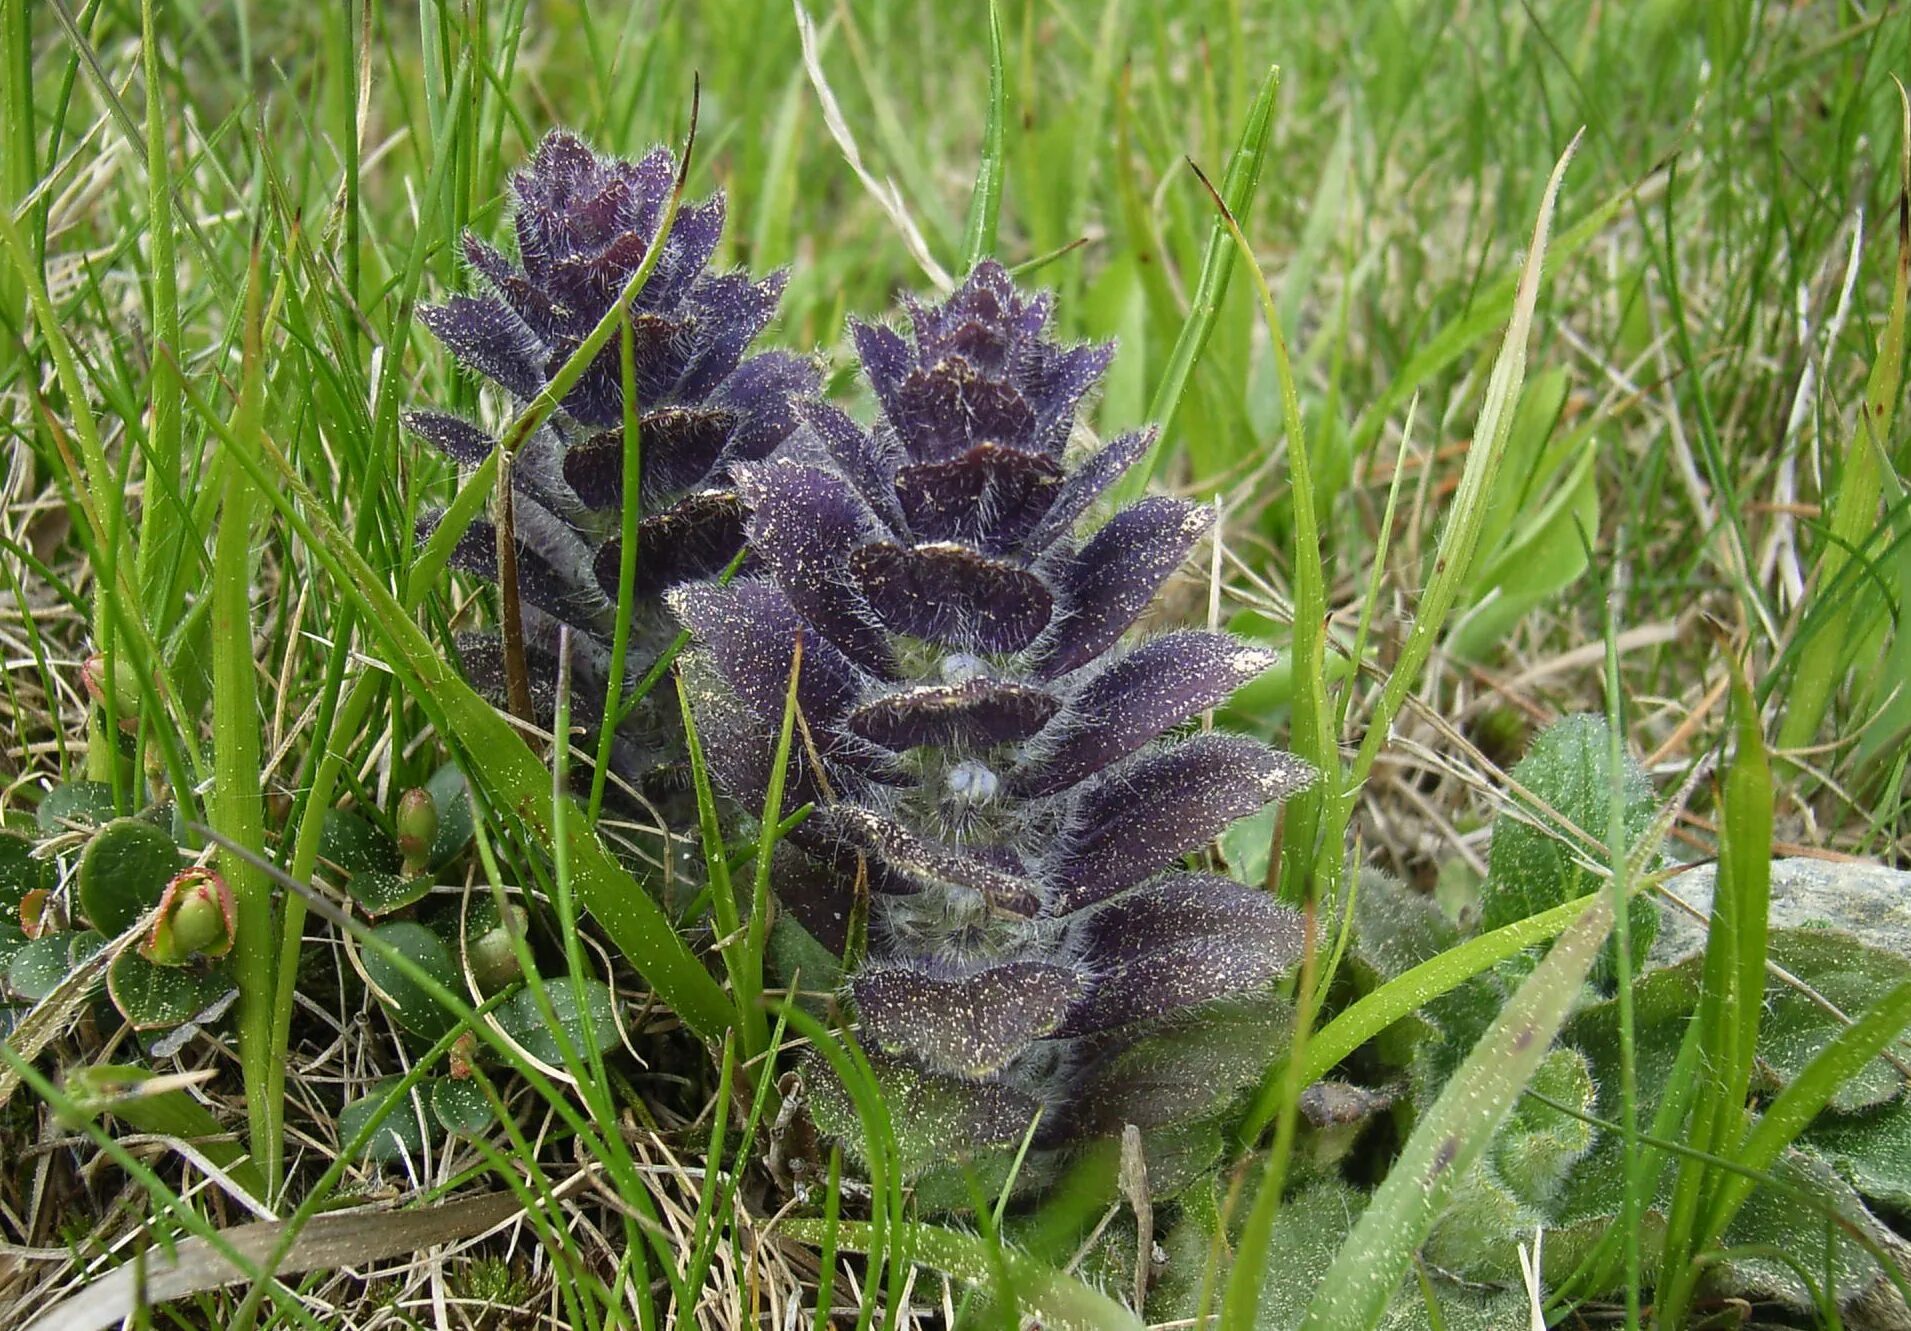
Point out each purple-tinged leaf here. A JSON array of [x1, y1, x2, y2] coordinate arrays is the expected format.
[[833, 807, 1040, 916], [1015, 632, 1277, 796], [550, 311, 686, 428], [718, 350, 818, 465], [850, 541, 1054, 653], [853, 961, 1081, 1076], [852, 321, 916, 425], [678, 661, 825, 812], [891, 360, 1038, 463], [736, 460, 895, 675], [418, 295, 547, 401], [808, 1052, 1043, 1166], [562, 407, 737, 510], [669, 578, 862, 730], [1051, 736, 1314, 911], [675, 272, 785, 403], [1019, 341, 1115, 453], [796, 400, 903, 531], [1061, 931, 1289, 1035], [894, 443, 1061, 548], [451, 631, 559, 725], [592, 490, 747, 598], [1062, 1003, 1292, 1137], [1035, 497, 1212, 678], [403, 411, 498, 469], [1082, 875, 1303, 969], [845, 677, 1059, 752], [434, 512, 599, 631], [462, 234, 515, 292], [1024, 428, 1158, 551]]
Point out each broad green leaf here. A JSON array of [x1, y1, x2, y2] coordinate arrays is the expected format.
[[6, 935, 73, 1002], [317, 808, 399, 882], [431, 1076, 494, 1136], [347, 870, 434, 917], [0, 831, 46, 912], [1480, 713, 1657, 984], [422, 761, 475, 870]]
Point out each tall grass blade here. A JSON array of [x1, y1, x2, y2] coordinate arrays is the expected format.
[[210, 249, 278, 1192], [1297, 892, 1615, 1331], [778, 1219, 1144, 1331], [134, 0, 183, 617], [1340, 134, 1581, 812], [1776, 82, 1910, 766], [1186, 156, 1335, 901], [175, 376, 737, 1041], [1115, 62, 1278, 502], [958, 0, 1005, 271]]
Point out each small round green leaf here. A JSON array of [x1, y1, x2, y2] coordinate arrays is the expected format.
[[0, 923, 28, 977], [319, 808, 400, 881], [498, 979, 620, 1066], [6, 935, 73, 1002], [431, 1076, 494, 1136], [36, 782, 117, 836], [339, 1077, 432, 1163], [0, 831, 47, 913], [107, 950, 222, 1030], [363, 921, 462, 1042], [348, 870, 435, 917], [78, 818, 181, 935], [423, 762, 475, 870]]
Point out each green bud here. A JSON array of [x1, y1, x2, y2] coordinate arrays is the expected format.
[[141, 868, 236, 965], [469, 905, 527, 993], [81, 653, 141, 731], [395, 788, 439, 871]]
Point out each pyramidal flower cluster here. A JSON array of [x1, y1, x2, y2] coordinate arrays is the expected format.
[[407, 130, 814, 781], [672, 262, 1314, 1165]]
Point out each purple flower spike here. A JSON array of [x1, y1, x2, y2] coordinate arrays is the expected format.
[[408, 129, 815, 785], [674, 261, 1314, 1180]]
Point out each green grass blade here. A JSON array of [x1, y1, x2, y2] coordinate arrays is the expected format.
[[210, 249, 277, 1193], [175, 376, 737, 1041], [1339, 134, 1581, 809], [958, 0, 1005, 271], [1710, 978, 1911, 1244], [1720, 663, 1774, 1140], [587, 314, 644, 822], [1658, 656, 1777, 1316], [1187, 156, 1335, 901], [1297, 892, 1615, 1331], [134, 0, 183, 617], [1240, 886, 1601, 1146], [1777, 84, 1910, 764], [677, 672, 768, 1060], [777, 1219, 1144, 1331], [1115, 62, 1279, 502]]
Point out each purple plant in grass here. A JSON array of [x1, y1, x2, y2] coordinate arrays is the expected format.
[[407, 129, 815, 782], [672, 262, 1314, 1180]]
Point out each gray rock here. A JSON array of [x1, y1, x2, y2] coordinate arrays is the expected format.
[[1650, 857, 1911, 968]]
